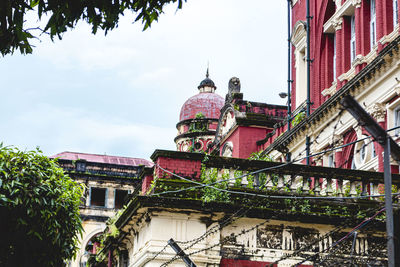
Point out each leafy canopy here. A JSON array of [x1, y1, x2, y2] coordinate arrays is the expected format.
[[0, 145, 84, 266], [0, 0, 187, 55]]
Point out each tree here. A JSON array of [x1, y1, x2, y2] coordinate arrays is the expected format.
[[0, 0, 187, 55], [0, 145, 83, 266]]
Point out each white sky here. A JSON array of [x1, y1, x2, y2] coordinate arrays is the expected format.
[[0, 0, 288, 160]]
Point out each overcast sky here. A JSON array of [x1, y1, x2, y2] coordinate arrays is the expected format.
[[0, 0, 288, 160]]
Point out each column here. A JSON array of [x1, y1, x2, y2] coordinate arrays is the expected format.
[[334, 18, 343, 89]]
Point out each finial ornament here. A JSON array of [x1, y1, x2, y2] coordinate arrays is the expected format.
[[206, 64, 209, 78]]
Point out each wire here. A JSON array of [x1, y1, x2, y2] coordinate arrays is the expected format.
[[152, 124, 400, 199], [154, 163, 400, 200], [160, 219, 270, 267], [141, 243, 169, 265], [293, 207, 386, 266]]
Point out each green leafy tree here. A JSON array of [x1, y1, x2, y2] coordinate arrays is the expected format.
[[0, 0, 187, 55], [0, 145, 83, 266]]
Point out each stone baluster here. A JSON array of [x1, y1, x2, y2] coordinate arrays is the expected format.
[[242, 171, 248, 187], [302, 176, 310, 194], [266, 174, 274, 190], [290, 175, 298, 192], [228, 168, 235, 187], [314, 177, 321, 196], [277, 174, 284, 191], [349, 181, 357, 196], [254, 173, 260, 189], [326, 177, 333, 196], [361, 179, 368, 196]]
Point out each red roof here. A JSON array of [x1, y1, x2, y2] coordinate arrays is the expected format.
[[179, 92, 224, 121], [51, 151, 153, 167]]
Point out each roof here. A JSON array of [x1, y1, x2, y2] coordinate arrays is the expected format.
[[51, 151, 153, 167], [179, 92, 224, 121]]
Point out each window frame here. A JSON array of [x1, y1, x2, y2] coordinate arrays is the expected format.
[[89, 187, 108, 208], [370, 0, 377, 48], [333, 34, 336, 80], [394, 0, 399, 27], [350, 15, 356, 62]]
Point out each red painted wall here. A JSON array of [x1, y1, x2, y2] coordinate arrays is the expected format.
[[222, 126, 268, 159]]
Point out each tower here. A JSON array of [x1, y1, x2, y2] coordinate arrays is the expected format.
[[175, 69, 224, 152]]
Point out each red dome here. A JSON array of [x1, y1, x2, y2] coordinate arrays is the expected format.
[[179, 92, 224, 121]]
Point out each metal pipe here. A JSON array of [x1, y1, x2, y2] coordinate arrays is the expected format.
[[287, 0, 292, 131], [306, 136, 310, 165], [306, 0, 311, 117], [384, 136, 395, 267]]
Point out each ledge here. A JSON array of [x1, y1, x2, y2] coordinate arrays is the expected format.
[[150, 149, 206, 162]]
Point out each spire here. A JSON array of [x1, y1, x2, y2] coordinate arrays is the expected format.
[[198, 64, 216, 92]]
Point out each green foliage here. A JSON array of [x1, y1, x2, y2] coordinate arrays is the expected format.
[[0, 0, 187, 55], [200, 166, 230, 203], [291, 111, 306, 127], [248, 151, 273, 161], [0, 145, 83, 266], [188, 113, 208, 133]]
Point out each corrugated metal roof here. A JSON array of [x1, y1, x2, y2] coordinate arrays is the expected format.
[[51, 151, 153, 167]]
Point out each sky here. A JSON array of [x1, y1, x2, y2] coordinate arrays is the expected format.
[[0, 0, 288, 160]]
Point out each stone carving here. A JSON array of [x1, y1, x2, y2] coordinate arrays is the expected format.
[[351, 0, 362, 8], [228, 77, 241, 94], [367, 103, 386, 122], [257, 225, 283, 249], [226, 77, 241, 103], [332, 17, 343, 31], [222, 142, 233, 157]]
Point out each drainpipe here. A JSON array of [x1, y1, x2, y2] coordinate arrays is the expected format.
[[305, 0, 312, 165], [287, 0, 292, 132]]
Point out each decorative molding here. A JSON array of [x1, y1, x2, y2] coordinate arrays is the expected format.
[[322, 80, 337, 97], [367, 103, 386, 122], [332, 17, 343, 31], [291, 21, 307, 48], [380, 25, 400, 45], [324, 0, 356, 33], [351, 0, 362, 8]]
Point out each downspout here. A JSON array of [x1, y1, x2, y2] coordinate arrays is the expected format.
[[287, 0, 293, 162], [306, 0, 312, 165]]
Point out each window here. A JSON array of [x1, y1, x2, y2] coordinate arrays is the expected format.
[[370, 0, 377, 48], [350, 15, 356, 62], [394, 0, 399, 26], [114, 189, 129, 209], [90, 187, 107, 207], [328, 153, 335, 167], [76, 161, 86, 172], [333, 34, 336, 80], [395, 107, 400, 135]]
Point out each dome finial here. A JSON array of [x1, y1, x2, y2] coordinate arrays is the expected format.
[[206, 62, 209, 78]]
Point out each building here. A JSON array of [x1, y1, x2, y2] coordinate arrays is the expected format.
[[58, 1, 400, 265], [263, 0, 400, 175], [91, 74, 396, 266], [52, 152, 152, 267]]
